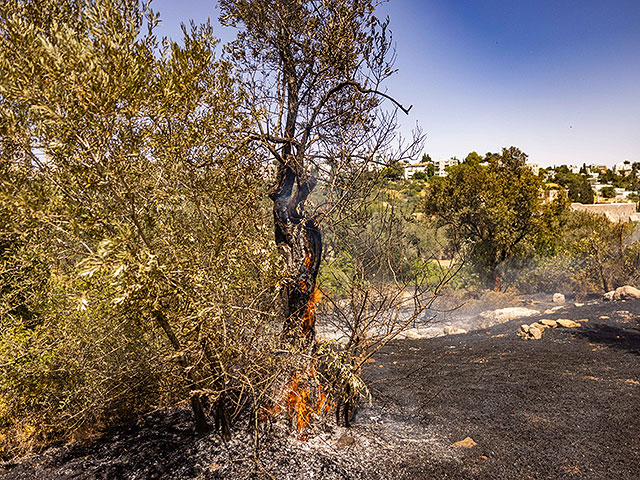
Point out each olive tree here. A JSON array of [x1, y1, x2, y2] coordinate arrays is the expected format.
[[218, 0, 425, 428], [0, 0, 281, 454]]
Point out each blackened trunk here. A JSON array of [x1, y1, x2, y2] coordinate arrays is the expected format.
[[270, 163, 322, 345]]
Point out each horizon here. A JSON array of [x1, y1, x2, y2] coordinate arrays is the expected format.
[[150, 0, 640, 168]]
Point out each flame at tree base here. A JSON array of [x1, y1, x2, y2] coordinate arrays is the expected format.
[[286, 369, 332, 439]]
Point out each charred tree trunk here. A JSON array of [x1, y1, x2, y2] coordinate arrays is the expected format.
[[270, 162, 322, 347], [335, 383, 353, 428]]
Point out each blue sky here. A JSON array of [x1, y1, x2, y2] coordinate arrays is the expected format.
[[150, 0, 640, 167]]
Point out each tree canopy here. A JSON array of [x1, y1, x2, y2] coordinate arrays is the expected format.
[[424, 147, 542, 287]]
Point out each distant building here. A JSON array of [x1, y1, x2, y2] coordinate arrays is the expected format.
[[569, 165, 580, 174], [589, 164, 608, 173], [403, 162, 429, 179], [527, 163, 540, 176], [433, 157, 459, 177], [371, 152, 391, 169], [614, 160, 632, 175]]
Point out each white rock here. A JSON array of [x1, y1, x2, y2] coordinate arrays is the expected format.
[[443, 326, 467, 335], [553, 293, 566, 304], [479, 307, 539, 323], [543, 306, 563, 314], [603, 291, 615, 301], [403, 328, 425, 340], [613, 285, 640, 301]]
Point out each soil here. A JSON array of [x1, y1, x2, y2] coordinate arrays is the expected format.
[[2, 296, 639, 479]]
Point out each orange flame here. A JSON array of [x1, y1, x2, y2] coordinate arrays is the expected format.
[[301, 287, 322, 335], [286, 370, 332, 438]]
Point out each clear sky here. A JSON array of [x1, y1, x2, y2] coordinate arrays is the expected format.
[[150, 0, 640, 167]]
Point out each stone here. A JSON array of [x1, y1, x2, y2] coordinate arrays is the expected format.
[[543, 306, 563, 314], [531, 322, 546, 331], [613, 285, 640, 301], [404, 328, 425, 340], [452, 436, 477, 448], [557, 319, 580, 328], [528, 326, 543, 339], [479, 307, 539, 323], [443, 326, 468, 335], [603, 290, 615, 301], [540, 319, 558, 328], [574, 302, 584, 307], [553, 293, 566, 304], [336, 434, 356, 448], [518, 324, 544, 340]]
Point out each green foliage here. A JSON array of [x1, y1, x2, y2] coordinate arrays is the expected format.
[[380, 161, 404, 181], [423, 147, 542, 287], [506, 209, 640, 293], [600, 186, 616, 199], [554, 171, 594, 204], [0, 0, 282, 456]]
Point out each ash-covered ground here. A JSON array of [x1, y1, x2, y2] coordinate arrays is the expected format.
[[2, 294, 639, 480]]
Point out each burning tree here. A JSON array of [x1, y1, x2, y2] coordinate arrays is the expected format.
[[220, 0, 412, 345], [219, 0, 422, 426]]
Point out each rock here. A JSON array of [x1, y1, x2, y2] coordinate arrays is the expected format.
[[529, 326, 543, 339], [553, 293, 566, 304], [479, 307, 539, 323], [557, 319, 580, 328], [613, 285, 640, 301], [603, 290, 615, 301], [540, 319, 558, 328], [404, 328, 425, 340], [543, 306, 563, 314], [518, 324, 543, 340], [574, 303, 584, 307], [336, 434, 356, 448], [531, 322, 546, 331], [452, 436, 477, 448], [443, 326, 468, 335]]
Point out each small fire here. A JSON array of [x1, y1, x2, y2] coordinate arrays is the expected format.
[[301, 287, 322, 335], [286, 370, 332, 438]]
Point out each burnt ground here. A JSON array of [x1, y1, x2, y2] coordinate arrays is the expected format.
[[1, 297, 639, 480]]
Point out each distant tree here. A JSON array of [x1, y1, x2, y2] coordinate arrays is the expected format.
[[421, 153, 432, 163], [412, 171, 427, 181], [424, 147, 542, 287], [554, 171, 595, 204], [381, 161, 405, 181], [600, 186, 616, 199], [464, 151, 483, 164]]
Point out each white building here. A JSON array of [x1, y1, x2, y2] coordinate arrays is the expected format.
[[527, 163, 540, 176], [403, 162, 429, 179], [433, 157, 459, 177], [614, 160, 632, 175]]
